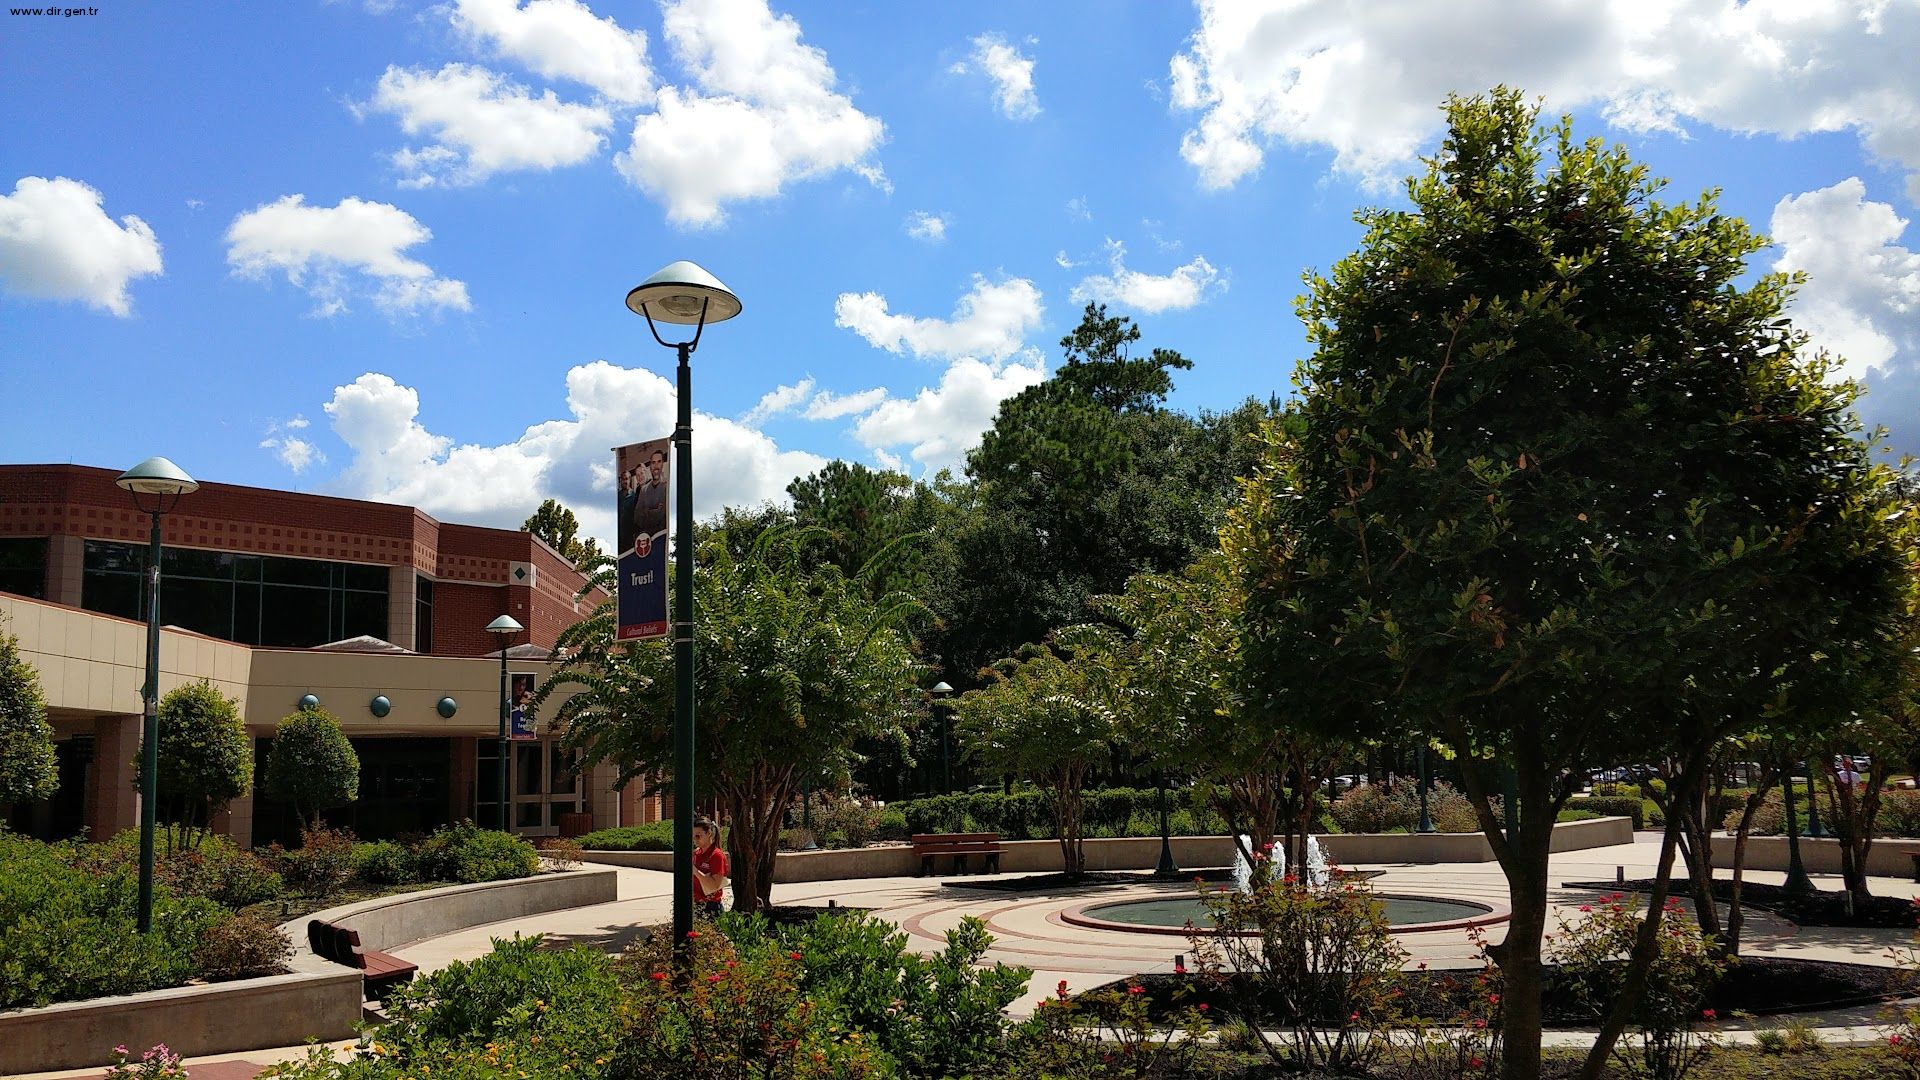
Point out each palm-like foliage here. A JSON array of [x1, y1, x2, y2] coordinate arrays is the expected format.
[[535, 526, 925, 911]]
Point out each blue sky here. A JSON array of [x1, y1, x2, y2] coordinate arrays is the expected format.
[[4, 0, 1917, 545]]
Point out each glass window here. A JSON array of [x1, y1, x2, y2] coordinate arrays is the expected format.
[[259, 584, 331, 647], [550, 746, 578, 795], [340, 590, 388, 642], [0, 538, 47, 599], [516, 744, 544, 797], [414, 577, 433, 654], [161, 548, 235, 580], [262, 556, 330, 588], [159, 576, 234, 640], [341, 564, 388, 592], [84, 539, 143, 574], [82, 572, 143, 621], [516, 802, 546, 829]]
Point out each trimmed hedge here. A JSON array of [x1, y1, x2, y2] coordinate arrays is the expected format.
[[1564, 796, 1646, 828], [887, 787, 1237, 840], [580, 821, 680, 852]]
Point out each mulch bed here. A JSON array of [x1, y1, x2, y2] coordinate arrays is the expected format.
[[1564, 877, 1919, 929], [1090, 957, 1911, 1026]]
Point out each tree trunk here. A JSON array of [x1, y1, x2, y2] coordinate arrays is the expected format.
[[1724, 772, 1773, 956], [1052, 766, 1087, 877], [1828, 756, 1886, 904]]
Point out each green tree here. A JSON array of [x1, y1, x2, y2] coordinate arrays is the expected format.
[[1228, 88, 1903, 1080], [538, 527, 925, 912], [134, 681, 251, 849], [0, 619, 57, 815], [953, 645, 1117, 878], [523, 498, 602, 569], [264, 706, 359, 831]]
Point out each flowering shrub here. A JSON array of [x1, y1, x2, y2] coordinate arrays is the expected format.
[[194, 913, 293, 980], [103, 1043, 188, 1080], [1881, 910, 1920, 1078], [271, 826, 360, 898], [1188, 845, 1406, 1073], [536, 835, 586, 870], [1005, 978, 1209, 1079], [1402, 925, 1503, 1079], [1329, 780, 1481, 833], [72, 828, 284, 908], [1552, 892, 1728, 1080]]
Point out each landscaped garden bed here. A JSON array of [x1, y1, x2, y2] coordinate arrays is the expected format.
[[1567, 877, 1920, 930]]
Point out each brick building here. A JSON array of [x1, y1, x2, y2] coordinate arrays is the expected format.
[[0, 463, 663, 846]]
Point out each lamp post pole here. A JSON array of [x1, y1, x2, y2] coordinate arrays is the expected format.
[[485, 615, 523, 831], [1153, 771, 1180, 877], [930, 682, 953, 797], [1804, 762, 1828, 839], [117, 457, 197, 935], [1416, 745, 1435, 834], [627, 260, 741, 964], [1783, 756, 1814, 895]]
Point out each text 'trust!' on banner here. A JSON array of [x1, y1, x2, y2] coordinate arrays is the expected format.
[[614, 437, 671, 640]]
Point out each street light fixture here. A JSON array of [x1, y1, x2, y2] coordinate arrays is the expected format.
[[627, 260, 741, 957], [486, 615, 524, 831], [1416, 745, 1436, 834], [116, 456, 199, 934], [1152, 771, 1181, 877], [930, 682, 954, 794]]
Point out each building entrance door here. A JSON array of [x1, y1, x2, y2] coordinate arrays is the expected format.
[[478, 738, 582, 836]]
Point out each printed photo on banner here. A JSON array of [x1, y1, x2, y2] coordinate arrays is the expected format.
[[509, 672, 537, 740], [615, 436, 671, 640]]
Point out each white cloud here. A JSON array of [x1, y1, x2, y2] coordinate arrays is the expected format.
[[614, 0, 885, 227], [803, 386, 886, 420], [1054, 250, 1080, 269], [906, 211, 948, 243], [1169, 0, 1920, 195], [225, 194, 471, 317], [1065, 195, 1090, 220], [835, 275, 1044, 363], [322, 363, 825, 542], [851, 354, 1047, 471], [1771, 178, 1920, 391], [369, 63, 611, 187], [0, 176, 162, 316], [958, 33, 1040, 120], [260, 415, 326, 473], [1070, 238, 1222, 314], [449, 0, 652, 103], [741, 376, 815, 424]]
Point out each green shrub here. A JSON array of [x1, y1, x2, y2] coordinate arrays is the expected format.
[[263, 706, 358, 829], [1331, 782, 1414, 833], [1878, 789, 1920, 838], [579, 821, 678, 851], [0, 620, 58, 809], [136, 681, 251, 842], [354, 840, 415, 885], [807, 794, 886, 848], [1566, 796, 1646, 828], [74, 829, 283, 909], [876, 808, 908, 841], [1553, 894, 1728, 1079], [414, 821, 539, 883], [0, 831, 224, 1009], [273, 826, 359, 898], [194, 914, 293, 980], [1558, 809, 1602, 823]]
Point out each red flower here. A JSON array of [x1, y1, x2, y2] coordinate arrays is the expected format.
[[789, 951, 802, 961], [686, 930, 701, 939], [1891, 1034, 1905, 1046], [1488, 993, 1500, 1005], [1173, 962, 1187, 974], [650, 971, 667, 981], [1198, 1003, 1208, 1012], [1578, 905, 1592, 913], [707, 973, 723, 982], [1470, 1056, 1484, 1068], [1701, 1009, 1716, 1021], [1127, 984, 1145, 995]]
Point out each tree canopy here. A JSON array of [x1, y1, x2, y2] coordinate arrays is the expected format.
[[0, 620, 56, 813], [264, 706, 359, 830], [524, 498, 602, 569], [136, 681, 251, 848]]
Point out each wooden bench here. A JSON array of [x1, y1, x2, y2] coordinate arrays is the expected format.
[[1909, 852, 1920, 883], [308, 919, 418, 1000], [912, 832, 1003, 876]]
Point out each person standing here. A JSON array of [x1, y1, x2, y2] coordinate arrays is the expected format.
[[692, 816, 729, 917]]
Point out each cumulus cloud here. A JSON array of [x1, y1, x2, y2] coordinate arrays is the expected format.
[[956, 33, 1039, 120], [614, 0, 885, 227], [741, 376, 816, 424], [1069, 238, 1222, 314], [449, 0, 652, 102], [0, 176, 162, 316], [803, 386, 887, 420], [851, 354, 1047, 471], [906, 211, 948, 242], [260, 416, 326, 473], [835, 276, 1044, 363], [225, 195, 471, 317], [1771, 178, 1920, 450], [1169, 0, 1920, 195], [369, 63, 611, 187], [322, 364, 826, 542]]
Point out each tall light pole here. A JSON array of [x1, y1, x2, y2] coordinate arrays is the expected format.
[[116, 456, 198, 934], [627, 261, 742, 957], [1416, 744, 1436, 833], [931, 681, 953, 794], [486, 615, 523, 831], [1153, 771, 1181, 877]]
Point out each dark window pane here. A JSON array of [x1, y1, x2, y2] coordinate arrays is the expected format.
[[340, 590, 388, 642], [82, 571, 143, 621], [0, 538, 47, 599], [341, 564, 387, 592], [161, 548, 234, 581], [259, 583, 331, 647], [261, 555, 329, 588], [159, 576, 234, 640], [550, 747, 578, 795], [416, 577, 434, 604], [516, 802, 545, 829], [516, 744, 543, 796], [234, 556, 262, 582], [232, 582, 262, 644], [84, 540, 143, 574]]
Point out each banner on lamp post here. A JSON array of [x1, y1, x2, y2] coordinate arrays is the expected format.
[[509, 672, 538, 740], [614, 437, 671, 641]]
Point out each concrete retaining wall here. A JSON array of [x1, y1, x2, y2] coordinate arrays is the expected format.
[[0, 869, 620, 1074], [1734, 835, 1920, 878], [583, 817, 1636, 878]]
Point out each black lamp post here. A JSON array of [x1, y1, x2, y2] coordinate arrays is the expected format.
[[931, 681, 953, 794], [116, 456, 198, 935], [1804, 762, 1828, 839], [1416, 744, 1436, 833], [1782, 756, 1814, 896], [486, 615, 523, 831], [1153, 771, 1180, 877], [626, 260, 742, 958]]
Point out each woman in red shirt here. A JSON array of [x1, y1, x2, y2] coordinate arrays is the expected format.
[[692, 817, 729, 917]]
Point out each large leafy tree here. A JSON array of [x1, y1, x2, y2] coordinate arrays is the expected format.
[[539, 527, 924, 912], [0, 620, 57, 815], [1229, 88, 1902, 1080], [135, 681, 251, 849], [953, 645, 1117, 878], [523, 498, 602, 569]]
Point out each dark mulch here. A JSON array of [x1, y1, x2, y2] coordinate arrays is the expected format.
[[1564, 877, 1919, 929], [1089, 957, 1910, 1026], [759, 903, 870, 926]]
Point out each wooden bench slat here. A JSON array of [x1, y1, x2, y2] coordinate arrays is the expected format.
[[910, 832, 1004, 876]]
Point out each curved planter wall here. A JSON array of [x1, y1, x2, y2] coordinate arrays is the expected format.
[[583, 816, 1636, 880], [0, 868, 618, 1075]]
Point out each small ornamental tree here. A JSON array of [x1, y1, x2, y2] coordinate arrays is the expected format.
[[264, 706, 359, 831], [135, 681, 251, 849], [0, 620, 58, 815]]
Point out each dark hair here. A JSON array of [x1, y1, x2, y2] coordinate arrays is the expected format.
[[693, 816, 718, 835]]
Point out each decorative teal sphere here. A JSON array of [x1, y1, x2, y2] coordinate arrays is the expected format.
[[436, 696, 458, 718], [370, 695, 392, 718], [298, 693, 320, 710]]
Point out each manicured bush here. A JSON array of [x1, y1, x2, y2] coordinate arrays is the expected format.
[[193, 914, 293, 980], [273, 826, 359, 898], [354, 840, 416, 885], [0, 831, 224, 1008], [74, 829, 283, 909], [1567, 796, 1647, 828], [876, 807, 909, 841], [1878, 788, 1920, 838], [579, 821, 678, 851], [1330, 782, 1412, 833], [0, 621, 57, 812], [413, 821, 539, 883], [805, 793, 886, 847], [263, 706, 358, 829], [136, 681, 251, 844]]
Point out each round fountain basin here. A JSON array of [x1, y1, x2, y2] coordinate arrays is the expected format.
[[1062, 893, 1505, 935]]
